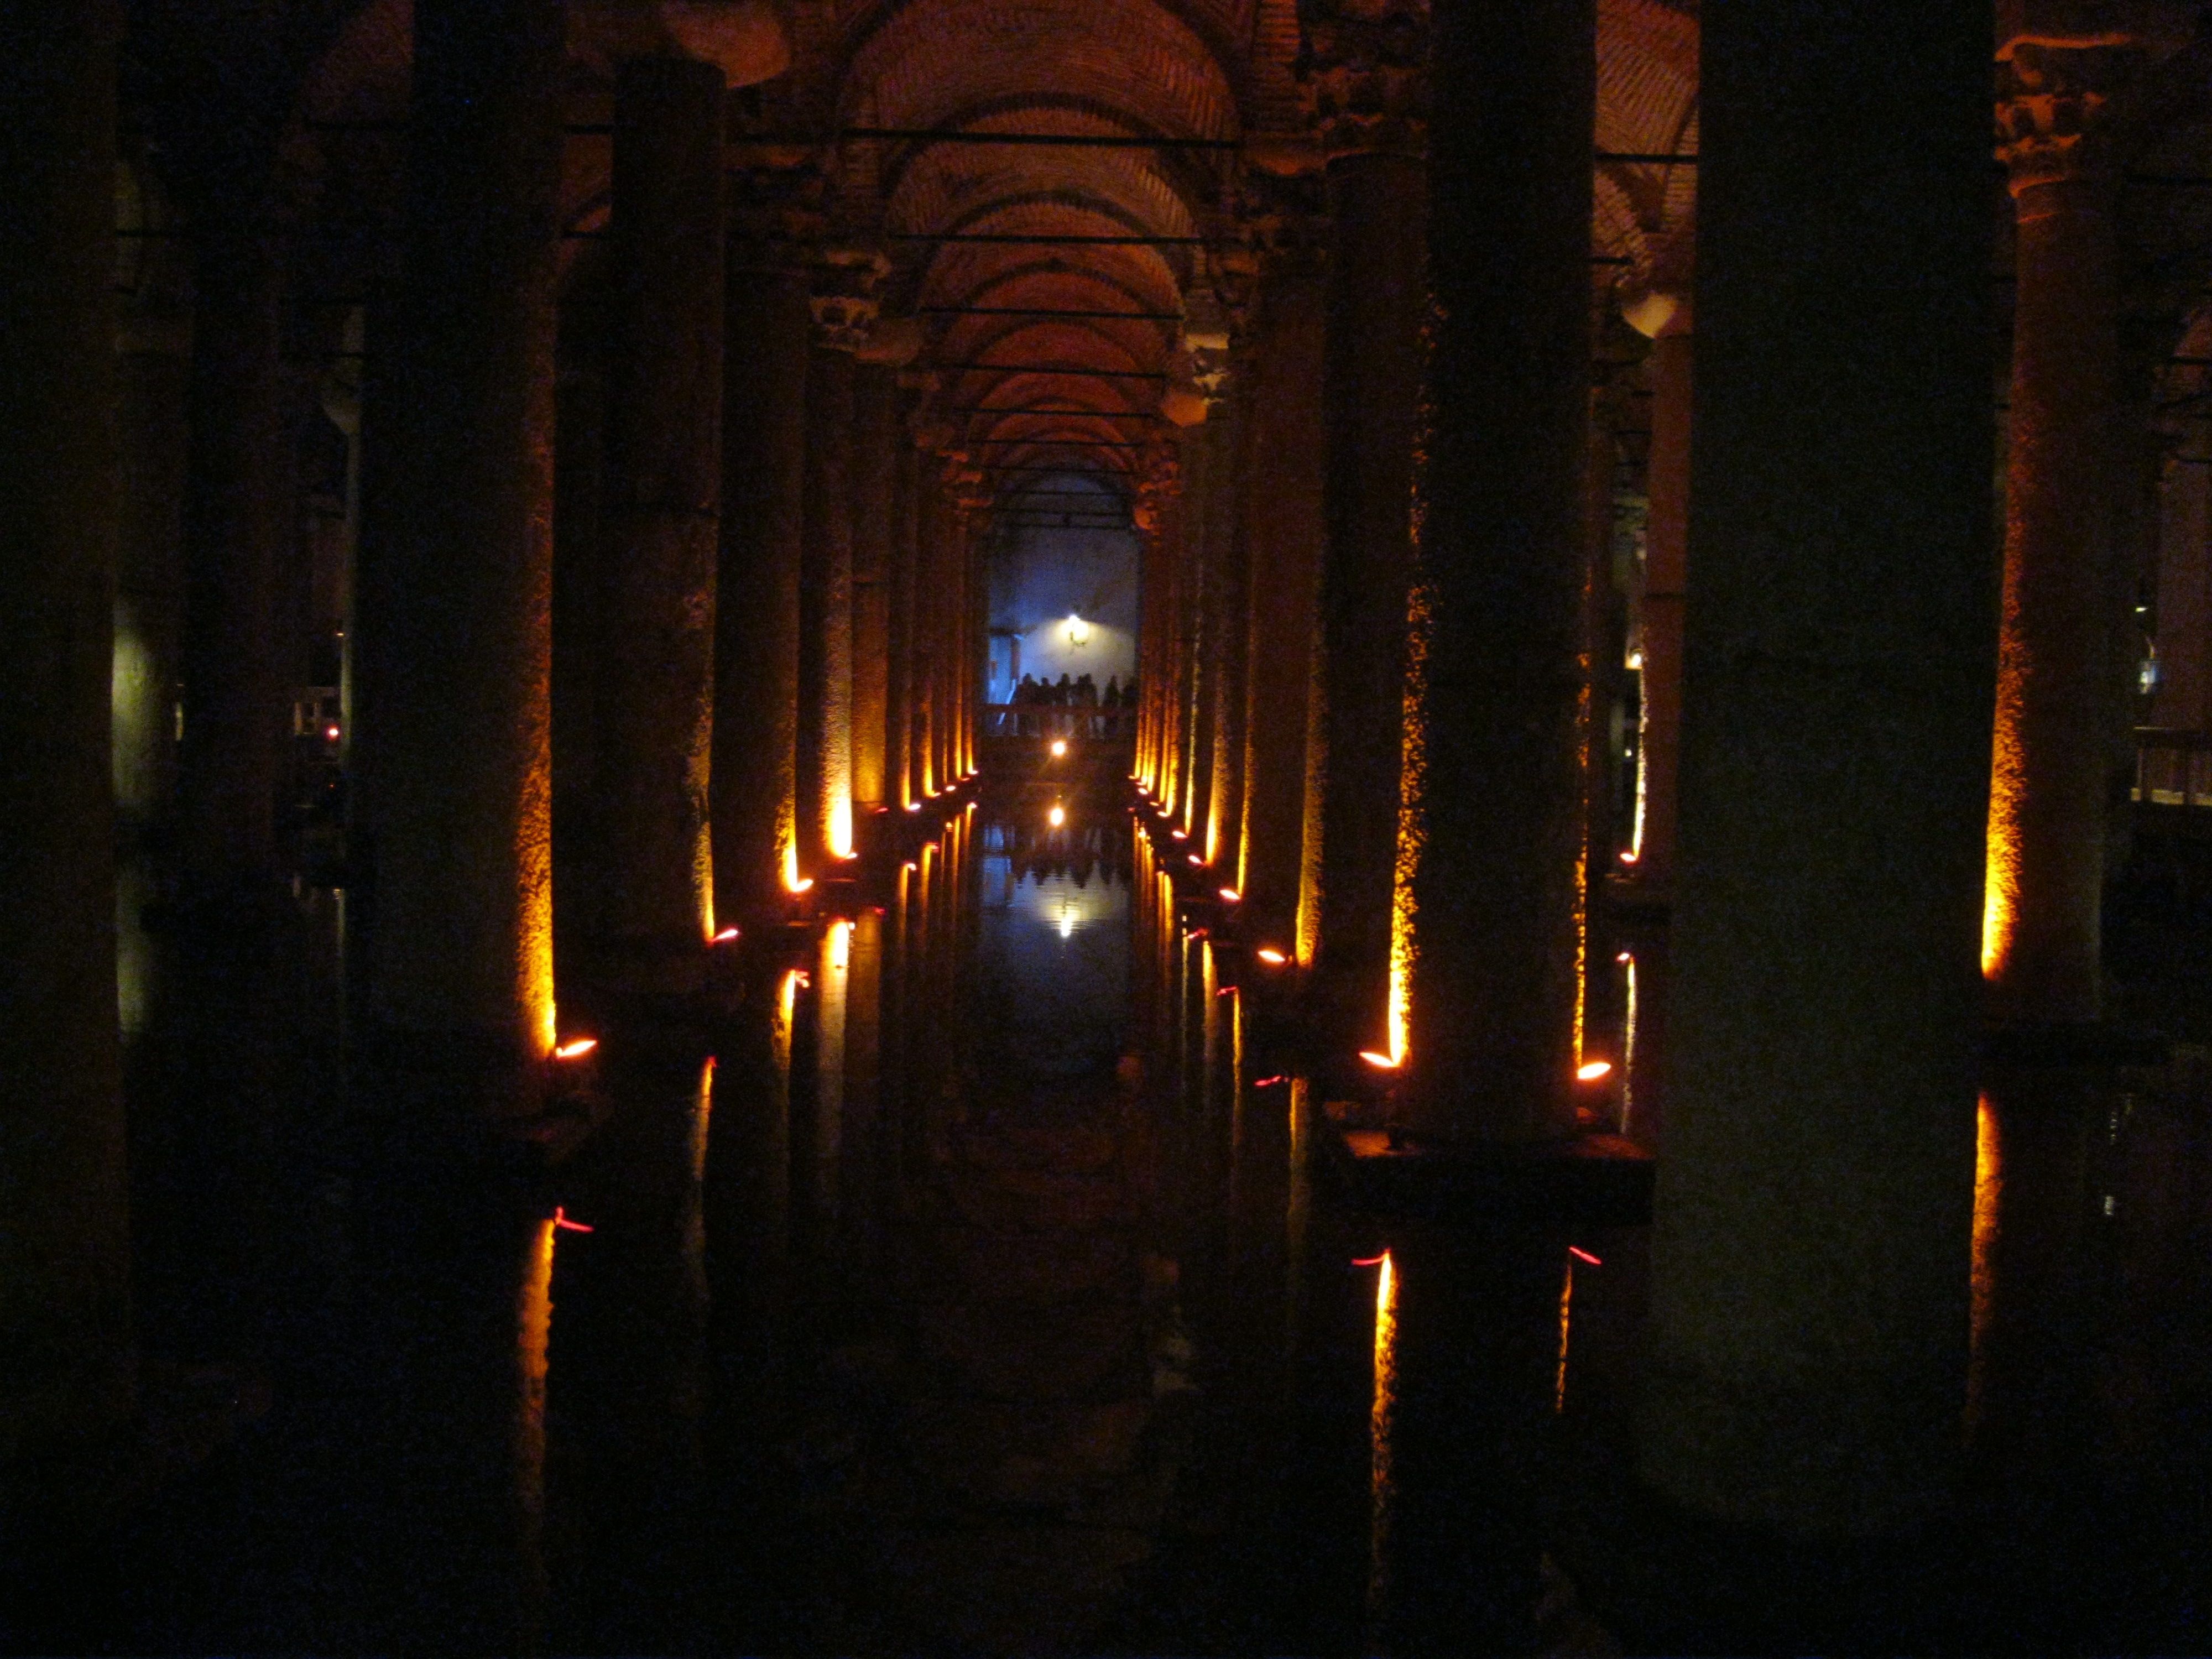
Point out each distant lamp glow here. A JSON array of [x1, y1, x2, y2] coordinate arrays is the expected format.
[[1218, 887, 1241, 904], [1050, 739, 1068, 757], [553, 1037, 598, 1061], [1066, 613, 1090, 647], [324, 723, 341, 740], [1048, 804, 1066, 827], [1576, 1060, 1613, 1082], [1256, 947, 1288, 966]]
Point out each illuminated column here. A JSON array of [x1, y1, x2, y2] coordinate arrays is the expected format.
[[797, 337, 855, 873], [712, 173, 811, 922], [909, 467, 940, 797], [364, 0, 564, 1097], [1983, 35, 2142, 1026], [1237, 233, 1328, 954], [1295, 7, 1426, 1047], [177, 211, 287, 905], [851, 363, 896, 811], [1393, 0, 1593, 1138], [1622, 289, 1692, 889], [1181, 421, 1218, 846], [0, 0, 134, 1458], [885, 415, 917, 809], [594, 54, 724, 989], [1640, 0, 1994, 1532], [1209, 384, 1254, 874]]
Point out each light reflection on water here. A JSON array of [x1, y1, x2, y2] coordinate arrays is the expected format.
[[975, 820, 1130, 1080]]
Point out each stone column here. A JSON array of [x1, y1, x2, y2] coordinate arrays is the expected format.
[[1209, 386, 1254, 875], [1237, 238, 1329, 956], [1394, 0, 1593, 1138], [1639, 0, 1995, 1532], [910, 468, 941, 799], [178, 216, 288, 904], [1983, 35, 2140, 1026], [1623, 293, 1692, 890], [1296, 5, 1427, 1050], [0, 0, 134, 1461], [852, 364, 896, 811], [1180, 429, 1215, 844], [885, 411, 918, 810], [797, 340, 855, 873], [363, 0, 564, 1096], [2154, 453, 2211, 731], [594, 54, 725, 992], [711, 176, 811, 924]]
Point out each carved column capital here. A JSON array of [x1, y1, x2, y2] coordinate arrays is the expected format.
[[808, 244, 891, 350], [1995, 38, 2142, 193], [1293, 0, 1430, 161]]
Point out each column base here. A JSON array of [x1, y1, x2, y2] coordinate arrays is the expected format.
[[1314, 1100, 1653, 1228]]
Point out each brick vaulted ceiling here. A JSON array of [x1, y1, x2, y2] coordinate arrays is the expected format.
[[283, 0, 1704, 491]]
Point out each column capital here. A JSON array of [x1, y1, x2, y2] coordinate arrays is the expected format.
[[809, 243, 890, 350], [1133, 447, 1182, 531], [727, 156, 825, 260], [570, 1, 791, 85], [1293, 0, 1430, 162], [1995, 36, 2146, 193], [1239, 169, 1331, 281]]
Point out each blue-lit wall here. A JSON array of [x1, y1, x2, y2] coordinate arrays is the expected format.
[[985, 474, 1140, 703]]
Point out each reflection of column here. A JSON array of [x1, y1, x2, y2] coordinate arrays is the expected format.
[[851, 366, 895, 810], [0, 2, 134, 1458], [596, 55, 725, 988], [1296, 6, 1427, 1049], [364, 0, 564, 1091], [2154, 454, 2211, 731], [1238, 247, 1327, 948], [1397, 0, 1593, 1139], [711, 179, 810, 924], [1984, 37, 2138, 1026], [1624, 302, 1691, 889], [798, 342, 855, 873], [1640, 0, 1994, 1532]]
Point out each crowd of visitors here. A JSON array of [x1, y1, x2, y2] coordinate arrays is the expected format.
[[1006, 672, 1134, 737]]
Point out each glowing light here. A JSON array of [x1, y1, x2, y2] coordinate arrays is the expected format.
[[1618, 849, 1639, 864], [1969, 1092, 2002, 1432], [1359, 1050, 1401, 1070], [1615, 951, 1631, 964], [1256, 948, 1287, 966], [1254, 1074, 1288, 1087], [1351, 1254, 1389, 1267], [1187, 854, 1202, 866], [1050, 739, 1068, 757], [1170, 828, 1187, 841], [782, 840, 804, 892], [324, 723, 340, 740], [1576, 1060, 1613, 1082], [1556, 1259, 1573, 1413], [906, 802, 922, 812], [1066, 612, 1089, 646], [830, 919, 851, 973], [1218, 888, 1241, 904], [1568, 1246, 1602, 1266], [712, 926, 740, 943], [902, 860, 916, 870], [552, 1206, 593, 1233], [553, 1037, 597, 1060], [1215, 985, 1237, 998], [1048, 804, 1066, 827], [791, 877, 815, 894], [1369, 1246, 1398, 1614], [779, 968, 802, 1030]]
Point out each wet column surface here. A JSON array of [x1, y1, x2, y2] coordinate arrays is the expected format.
[[799, 342, 857, 874], [1640, 0, 1995, 1535], [358, 0, 564, 1093], [594, 55, 726, 993], [1984, 37, 2137, 1027], [0, 0, 134, 1469], [852, 365, 896, 813], [712, 201, 809, 925], [1397, 0, 1594, 1140]]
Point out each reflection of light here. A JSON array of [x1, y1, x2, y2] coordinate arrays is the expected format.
[[552, 1206, 593, 1233], [1050, 739, 1068, 757], [1048, 805, 1066, 827], [783, 840, 804, 891], [1359, 1050, 1400, 1070], [1218, 887, 1240, 904], [1556, 1258, 1574, 1413], [1187, 854, 1202, 865], [1969, 1091, 2002, 1432], [1059, 911, 1074, 939], [1369, 1248, 1397, 1614], [1576, 1060, 1613, 1082], [1568, 1245, 1601, 1265], [712, 926, 740, 943], [1256, 948, 1287, 965], [779, 968, 801, 1029], [830, 919, 851, 973], [1618, 849, 1638, 864], [1254, 1074, 1288, 1087], [553, 1037, 597, 1060], [906, 802, 921, 812], [791, 877, 815, 894], [1171, 828, 1187, 840]]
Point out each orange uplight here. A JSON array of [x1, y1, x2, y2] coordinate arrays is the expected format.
[[1359, 1050, 1401, 1070], [1576, 1060, 1613, 1082], [906, 802, 922, 812], [1218, 887, 1240, 904], [712, 926, 740, 943], [1170, 829, 1187, 840], [553, 1037, 597, 1061], [790, 877, 815, 894], [1187, 854, 1202, 866], [1048, 804, 1066, 827], [1256, 947, 1287, 965], [1618, 849, 1639, 864], [1050, 739, 1068, 757]]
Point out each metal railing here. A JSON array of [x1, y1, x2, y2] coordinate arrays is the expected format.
[[2134, 727, 2212, 807], [983, 703, 1134, 740]]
